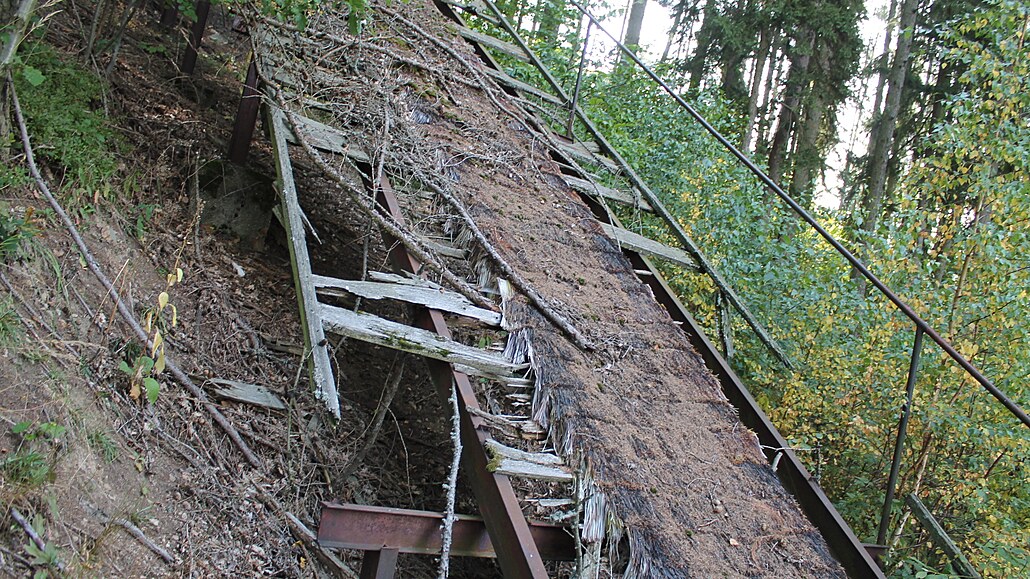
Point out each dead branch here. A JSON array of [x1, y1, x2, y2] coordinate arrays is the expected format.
[[9, 78, 263, 469], [340, 354, 407, 480], [9, 507, 65, 573], [438, 380, 462, 579], [264, 83, 497, 312], [257, 491, 359, 579], [421, 177, 594, 350], [84, 502, 176, 565]]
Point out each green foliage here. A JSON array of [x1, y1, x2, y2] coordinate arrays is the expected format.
[[0, 205, 39, 262], [2, 421, 64, 489], [118, 355, 160, 404], [14, 43, 119, 204], [494, 0, 1029, 575]]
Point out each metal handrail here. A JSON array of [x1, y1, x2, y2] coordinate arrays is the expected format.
[[565, 0, 1030, 430]]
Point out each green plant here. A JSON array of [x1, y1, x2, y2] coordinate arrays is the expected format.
[[14, 42, 120, 207], [0, 297, 22, 346], [118, 355, 160, 405], [87, 430, 119, 463], [23, 513, 60, 577], [0, 205, 39, 262], [2, 421, 65, 488]]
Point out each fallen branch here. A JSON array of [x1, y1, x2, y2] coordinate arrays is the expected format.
[[9, 78, 262, 469], [421, 177, 594, 350], [9, 507, 64, 573], [257, 492, 359, 579], [438, 381, 462, 579], [340, 354, 407, 480], [263, 82, 496, 313], [83, 502, 176, 566]]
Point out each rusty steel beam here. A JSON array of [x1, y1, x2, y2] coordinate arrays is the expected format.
[[359, 548, 398, 579], [181, 0, 210, 75], [319, 503, 575, 561], [228, 59, 261, 165], [371, 176, 550, 578]]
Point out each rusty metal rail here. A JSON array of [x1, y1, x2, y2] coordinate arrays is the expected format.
[[317, 503, 575, 560]]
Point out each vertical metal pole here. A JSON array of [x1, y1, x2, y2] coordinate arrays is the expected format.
[[228, 58, 260, 164], [566, 19, 591, 138], [359, 548, 399, 579], [181, 0, 210, 75], [876, 327, 924, 546]]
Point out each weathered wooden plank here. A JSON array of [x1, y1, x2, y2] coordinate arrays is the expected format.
[[563, 176, 651, 211], [267, 106, 340, 418], [284, 113, 371, 163], [556, 141, 621, 173], [488, 457, 573, 483], [319, 304, 524, 377], [599, 223, 701, 273], [206, 378, 287, 411], [367, 271, 442, 289], [905, 494, 981, 579], [456, 26, 530, 62], [481, 67, 565, 107], [312, 275, 502, 325], [485, 440, 563, 466]]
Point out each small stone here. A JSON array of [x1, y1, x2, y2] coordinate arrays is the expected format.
[[729, 538, 740, 547]]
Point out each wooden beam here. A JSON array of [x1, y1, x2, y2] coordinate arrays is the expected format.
[[482, 67, 565, 107], [456, 26, 530, 62], [599, 223, 701, 272], [319, 304, 524, 378], [905, 494, 981, 579], [312, 275, 502, 326], [267, 105, 340, 418], [563, 175, 651, 211], [285, 113, 371, 162], [205, 378, 287, 411]]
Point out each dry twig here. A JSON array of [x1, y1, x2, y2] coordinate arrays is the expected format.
[[9, 78, 263, 469]]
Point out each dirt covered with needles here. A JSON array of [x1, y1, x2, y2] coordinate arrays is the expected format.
[[252, 0, 849, 577]]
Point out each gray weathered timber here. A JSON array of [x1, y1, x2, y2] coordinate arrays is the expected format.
[[285, 113, 371, 162], [557, 141, 621, 173], [905, 494, 981, 579], [206, 378, 287, 411], [599, 223, 701, 272], [267, 106, 339, 418], [482, 67, 565, 107], [489, 458, 574, 483], [564, 176, 652, 211], [485, 440, 564, 466], [312, 275, 502, 326], [456, 26, 530, 62], [368, 270, 443, 289], [319, 304, 523, 378]]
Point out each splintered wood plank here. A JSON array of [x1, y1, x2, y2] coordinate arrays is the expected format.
[[267, 106, 340, 418], [285, 113, 371, 162], [312, 275, 502, 326], [906, 495, 981, 579], [456, 26, 530, 62], [482, 67, 565, 106], [205, 378, 287, 411], [557, 141, 621, 173], [600, 223, 701, 273], [563, 176, 652, 211], [319, 304, 524, 378]]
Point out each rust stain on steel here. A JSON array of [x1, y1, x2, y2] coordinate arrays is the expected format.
[[371, 175, 549, 578], [318, 503, 575, 561]]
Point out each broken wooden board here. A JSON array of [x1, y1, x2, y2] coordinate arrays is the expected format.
[[556, 141, 621, 173], [205, 378, 287, 411], [563, 176, 651, 211], [284, 113, 371, 163], [456, 26, 530, 62], [599, 223, 701, 273], [481, 67, 565, 107], [486, 440, 573, 483], [312, 275, 502, 326], [267, 105, 340, 418], [319, 304, 524, 378]]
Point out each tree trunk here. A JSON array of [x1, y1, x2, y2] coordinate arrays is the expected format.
[[767, 27, 813, 185], [860, 0, 916, 236], [623, 0, 647, 48], [742, 26, 771, 152], [685, 0, 718, 92], [0, 0, 38, 161]]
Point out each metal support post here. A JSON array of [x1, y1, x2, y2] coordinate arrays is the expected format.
[[181, 0, 210, 75], [876, 327, 924, 546]]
